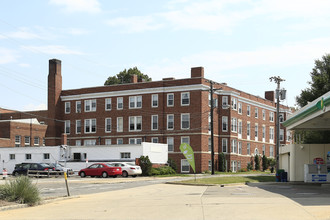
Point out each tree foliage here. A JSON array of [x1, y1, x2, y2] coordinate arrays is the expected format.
[[104, 67, 152, 85], [218, 153, 226, 172], [296, 54, 330, 107], [295, 54, 330, 143], [139, 156, 152, 176], [254, 155, 260, 171]]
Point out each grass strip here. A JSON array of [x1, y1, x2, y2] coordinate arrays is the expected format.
[[177, 175, 275, 185]]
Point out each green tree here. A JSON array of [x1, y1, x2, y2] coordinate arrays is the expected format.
[[139, 156, 152, 176], [254, 155, 260, 171], [218, 153, 226, 172], [262, 155, 268, 171], [295, 54, 330, 143], [167, 158, 177, 172], [104, 67, 152, 85]]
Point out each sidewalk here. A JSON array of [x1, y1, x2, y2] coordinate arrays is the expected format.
[[1, 183, 330, 220]]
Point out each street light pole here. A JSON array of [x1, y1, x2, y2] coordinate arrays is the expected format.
[[270, 76, 285, 171]]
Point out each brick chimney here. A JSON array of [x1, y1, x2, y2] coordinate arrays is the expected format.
[[191, 67, 204, 78], [265, 91, 275, 102], [131, 74, 138, 83]]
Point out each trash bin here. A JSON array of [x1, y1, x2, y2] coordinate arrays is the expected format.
[[280, 172, 288, 182], [276, 169, 284, 182]]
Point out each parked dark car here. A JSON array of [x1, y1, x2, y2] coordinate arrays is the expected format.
[[78, 163, 122, 178], [12, 163, 54, 176]]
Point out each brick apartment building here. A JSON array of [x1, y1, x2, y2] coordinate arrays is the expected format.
[[0, 59, 291, 173]]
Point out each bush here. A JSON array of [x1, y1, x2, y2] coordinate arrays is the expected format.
[[218, 153, 225, 172], [150, 166, 176, 175], [139, 156, 153, 176], [0, 176, 40, 205], [167, 158, 177, 172], [254, 155, 260, 171], [247, 162, 253, 171], [262, 155, 269, 171]]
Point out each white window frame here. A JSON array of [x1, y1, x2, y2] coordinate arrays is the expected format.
[[15, 136, 21, 147], [117, 97, 123, 110], [238, 141, 242, 154], [64, 120, 70, 134], [43, 153, 50, 160], [238, 120, 242, 139], [151, 115, 158, 130], [117, 117, 123, 132], [84, 140, 96, 146], [269, 127, 274, 143], [238, 102, 242, 114], [151, 94, 158, 108], [34, 137, 39, 146], [84, 119, 96, 133], [151, 137, 159, 143], [9, 154, 15, 160], [231, 139, 237, 153], [269, 112, 274, 122], [129, 116, 142, 131], [117, 138, 123, 145], [270, 145, 274, 157], [181, 92, 190, 106], [167, 137, 174, 152], [181, 113, 190, 129], [262, 109, 266, 120], [25, 154, 32, 160], [65, 102, 71, 114], [76, 101, 81, 113], [262, 145, 266, 155], [222, 96, 229, 108], [181, 159, 190, 173], [262, 125, 266, 142], [167, 93, 174, 107], [181, 136, 190, 145], [247, 143, 251, 155], [85, 99, 96, 112], [121, 152, 131, 159], [231, 117, 237, 133], [208, 137, 211, 152], [75, 140, 81, 146], [255, 107, 258, 118], [222, 116, 228, 132], [255, 123, 258, 141], [76, 120, 81, 134], [247, 122, 251, 140], [105, 98, 112, 111], [129, 138, 142, 145], [280, 129, 284, 141], [247, 105, 251, 116], [105, 118, 111, 133], [167, 114, 174, 130], [105, 139, 111, 145], [231, 97, 237, 110], [129, 96, 142, 109], [222, 138, 228, 153]]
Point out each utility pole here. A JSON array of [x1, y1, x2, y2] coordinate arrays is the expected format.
[[207, 80, 222, 175], [270, 76, 285, 172]]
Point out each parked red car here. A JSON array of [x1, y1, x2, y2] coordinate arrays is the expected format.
[[78, 163, 122, 178]]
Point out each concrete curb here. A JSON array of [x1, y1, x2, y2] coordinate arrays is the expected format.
[[0, 195, 80, 212]]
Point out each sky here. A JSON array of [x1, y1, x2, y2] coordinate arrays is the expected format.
[[1, 0, 330, 112]]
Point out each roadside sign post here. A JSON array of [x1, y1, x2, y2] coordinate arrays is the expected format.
[[64, 172, 70, 197]]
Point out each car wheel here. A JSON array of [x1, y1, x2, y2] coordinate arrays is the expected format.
[[80, 172, 86, 178], [102, 172, 108, 178], [122, 171, 128, 178], [132, 175, 137, 178]]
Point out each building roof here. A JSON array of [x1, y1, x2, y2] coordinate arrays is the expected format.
[[0, 118, 43, 125]]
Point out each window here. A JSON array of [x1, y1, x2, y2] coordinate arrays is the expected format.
[[231, 117, 237, 132], [238, 120, 242, 137], [117, 97, 123, 110], [238, 161, 241, 172], [43, 138, 45, 146], [85, 99, 96, 112], [121, 152, 131, 159], [222, 116, 228, 132], [76, 101, 81, 113], [254, 148, 259, 155], [105, 98, 112, 111], [247, 122, 251, 137], [151, 137, 158, 143], [287, 130, 292, 142], [152, 94, 158, 107], [167, 137, 174, 152], [105, 139, 111, 145], [129, 96, 142, 109], [167, 93, 174, 107], [222, 138, 228, 152], [76, 120, 81, 134], [65, 102, 70, 114], [151, 115, 158, 130], [269, 112, 274, 122], [105, 118, 111, 132], [231, 161, 237, 172], [167, 114, 174, 130], [9, 154, 15, 160], [76, 140, 81, 146], [247, 105, 251, 116], [15, 136, 21, 147], [129, 138, 142, 144], [238, 102, 242, 114], [44, 153, 50, 160], [280, 129, 284, 141], [85, 119, 96, 133], [117, 138, 123, 145], [65, 120, 70, 134], [181, 113, 190, 129], [181, 92, 190, 106], [129, 116, 142, 131], [279, 113, 284, 122], [269, 127, 274, 143], [262, 144, 266, 155], [262, 125, 266, 140], [255, 124, 258, 139], [262, 110, 266, 120], [231, 98, 237, 110], [255, 107, 258, 118], [231, 139, 237, 153], [181, 136, 190, 144], [34, 137, 39, 146], [181, 159, 190, 173], [209, 160, 212, 171], [238, 142, 242, 154], [270, 146, 274, 157], [208, 113, 211, 133], [26, 154, 32, 160], [84, 139, 96, 146], [117, 117, 123, 132], [247, 143, 251, 155], [222, 96, 229, 108], [25, 136, 30, 146], [208, 138, 211, 152]]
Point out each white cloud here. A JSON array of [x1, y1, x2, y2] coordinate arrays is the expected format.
[[0, 48, 18, 64], [106, 16, 163, 33], [19, 63, 31, 68], [49, 0, 101, 13], [22, 103, 47, 111], [21, 45, 84, 55]]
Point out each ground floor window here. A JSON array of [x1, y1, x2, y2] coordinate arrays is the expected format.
[[9, 154, 15, 160], [181, 159, 190, 173], [25, 154, 32, 160], [208, 160, 212, 171], [44, 153, 50, 160], [84, 139, 96, 146], [121, 152, 131, 159], [231, 160, 237, 172]]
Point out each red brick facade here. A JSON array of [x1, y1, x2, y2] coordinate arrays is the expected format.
[[0, 59, 291, 173]]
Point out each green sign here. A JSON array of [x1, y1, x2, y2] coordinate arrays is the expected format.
[[179, 143, 196, 173], [316, 98, 324, 110]]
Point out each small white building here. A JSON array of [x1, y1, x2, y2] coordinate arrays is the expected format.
[[0, 142, 168, 174]]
